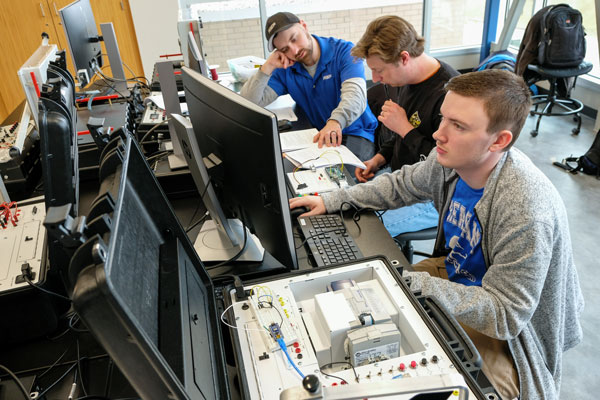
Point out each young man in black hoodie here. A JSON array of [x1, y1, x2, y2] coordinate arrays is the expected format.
[[351, 16, 459, 236]]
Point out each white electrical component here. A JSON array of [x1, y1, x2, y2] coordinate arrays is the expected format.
[[0, 200, 46, 294], [249, 291, 299, 351], [314, 290, 357, 363], [346, 322, 401, 366], [17, 43, 59, 129]]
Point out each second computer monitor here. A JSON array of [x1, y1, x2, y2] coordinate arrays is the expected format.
[[59, 0, 103, 87], [181, 67, 298, 270]]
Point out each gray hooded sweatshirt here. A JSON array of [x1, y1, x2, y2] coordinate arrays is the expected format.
[[322, 148, 584, 399]]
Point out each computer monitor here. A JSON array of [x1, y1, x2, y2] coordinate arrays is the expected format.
[[59, 0, 103, 88], [181, 67, 298, 270], [170, 114, 263, 263], [186, 31, 209, 78]]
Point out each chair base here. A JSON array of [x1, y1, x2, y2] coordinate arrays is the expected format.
[[529, 94, 584, 137]]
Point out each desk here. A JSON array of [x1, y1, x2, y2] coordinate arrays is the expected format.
[[173, 194, 409, 279], [0, 81, 408, 400]]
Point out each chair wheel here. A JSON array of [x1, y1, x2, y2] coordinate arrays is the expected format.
[[530, 111, 535, 116], [572, 128, 580, 135], [530, 129, 538, 137]]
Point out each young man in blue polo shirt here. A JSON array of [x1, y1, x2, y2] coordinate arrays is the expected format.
[[240, 12, 377, 162]]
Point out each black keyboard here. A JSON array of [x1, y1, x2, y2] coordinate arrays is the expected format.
[[298, 214, 363, 267]]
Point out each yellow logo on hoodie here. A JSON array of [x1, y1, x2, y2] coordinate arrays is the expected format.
[[409, 111, 421, 128]]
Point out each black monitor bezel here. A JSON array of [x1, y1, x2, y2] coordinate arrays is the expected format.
[[181, 66, 298, 270]]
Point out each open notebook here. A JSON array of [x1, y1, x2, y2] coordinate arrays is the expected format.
[[280, 129, 366, 169]]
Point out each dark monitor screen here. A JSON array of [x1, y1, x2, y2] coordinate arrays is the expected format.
[[59, 0, 103, 88], [181, 66, 298, 270]]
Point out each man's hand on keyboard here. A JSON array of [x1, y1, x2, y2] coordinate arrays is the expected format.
[[289, 196, 326, 216]]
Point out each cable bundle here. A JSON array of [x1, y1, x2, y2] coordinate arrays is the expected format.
[[0, 201, 19, 228]]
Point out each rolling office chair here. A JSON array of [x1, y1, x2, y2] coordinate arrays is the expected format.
[[393, 226, 437, 265], [515, 4, 591, 138], [526, 61, 593, 137]]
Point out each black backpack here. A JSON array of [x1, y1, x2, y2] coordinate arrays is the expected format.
[[554, 131, 600, 178], [538, 4, 586, 68]]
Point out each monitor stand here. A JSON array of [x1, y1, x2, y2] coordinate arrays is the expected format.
[[156, 61, 188, 171], [100, 23, 130, 96], [195, 218, 264, 262], [168, 153, 187, 170]]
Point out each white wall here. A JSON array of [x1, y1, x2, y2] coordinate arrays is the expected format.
[[130, 0, 181, 81]]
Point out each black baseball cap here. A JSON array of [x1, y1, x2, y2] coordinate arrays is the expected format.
[[265, 12, 300, 51]]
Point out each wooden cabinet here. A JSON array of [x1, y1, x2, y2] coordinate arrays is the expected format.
[[89, 0, 144, 82], [0, 0, 143, 122], [0, 0, 61, 121]]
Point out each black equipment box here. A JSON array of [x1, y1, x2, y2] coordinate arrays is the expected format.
[[76, 102, 133, 179], [0, 113, 42, 200]]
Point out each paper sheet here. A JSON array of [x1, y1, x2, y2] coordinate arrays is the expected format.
[[285, 144, 366, 169], [265, 94, 298, 121], [279, 128, 318, 152], [144, 91, 188, 114]]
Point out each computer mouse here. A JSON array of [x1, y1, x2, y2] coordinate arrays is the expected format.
[[290, 206, 310, 219], [278, 119, 293, 132]]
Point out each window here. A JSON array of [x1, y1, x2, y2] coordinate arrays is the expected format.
[[264, 0, 422, 47], [183, 0, 263, 72], [429, 0, 486, 50], [181, 0, 426, 72]]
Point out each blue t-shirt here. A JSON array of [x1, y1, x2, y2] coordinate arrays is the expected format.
[[443, 178, 486, 286], [267, 35, 377, 143]]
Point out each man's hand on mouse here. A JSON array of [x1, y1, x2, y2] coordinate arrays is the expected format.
[[289, 196, 326, 217]]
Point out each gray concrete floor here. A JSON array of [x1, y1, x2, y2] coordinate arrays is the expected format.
[[411, 112, 600, 399]]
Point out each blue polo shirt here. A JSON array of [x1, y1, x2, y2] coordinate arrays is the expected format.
[[267, 35, 376, 143]]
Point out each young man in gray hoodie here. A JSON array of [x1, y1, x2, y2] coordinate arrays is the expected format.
[[289, 69, 584, 399]]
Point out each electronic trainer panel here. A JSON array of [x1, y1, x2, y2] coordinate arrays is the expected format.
[[0, 200, 46, 293], [227, 259, 478, 399]]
